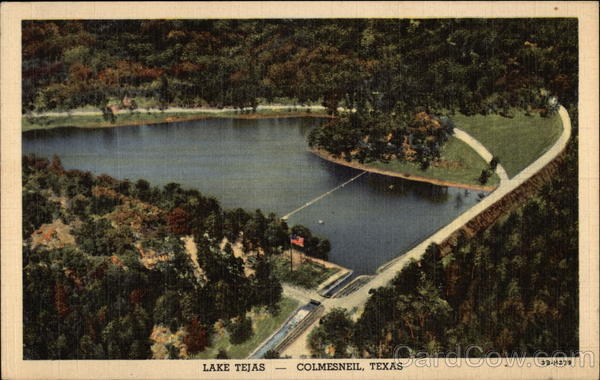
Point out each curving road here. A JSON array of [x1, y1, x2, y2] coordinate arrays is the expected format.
[[279, 106, 572, 358], [453, 128, 509, 182]]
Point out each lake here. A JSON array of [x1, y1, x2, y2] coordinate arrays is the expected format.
[[23, 117, 483, 276]]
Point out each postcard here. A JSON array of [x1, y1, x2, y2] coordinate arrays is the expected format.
[[2, 2, 598, 379]]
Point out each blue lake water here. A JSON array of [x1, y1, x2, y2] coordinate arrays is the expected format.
[[23, 117, 482, 275]]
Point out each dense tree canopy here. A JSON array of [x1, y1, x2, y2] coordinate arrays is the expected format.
[[23, 19, 577, 115], [22, 18, 579, 359], [312, 106, 579, 358], [22, 155, 326, 359], [23, 19, 577, 167]]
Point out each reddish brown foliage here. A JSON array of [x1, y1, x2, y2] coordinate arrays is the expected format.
[[110, 255, 124, 268], [98, 68, 119, 86], [64, 268, 84, 289], [172, 61, 203, 77], [54, 282, 70, 319], [165, 207, 191, 236], [68, 62, 93, 83], [138, 67, 164, 80], [183, 318, 208, 354], [129, 289, 145, 305], [48, 155, 65, 174], [90, 262, 107, 280]]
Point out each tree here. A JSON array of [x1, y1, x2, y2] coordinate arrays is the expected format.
[[262, 215, 289, 254], [251, 256, 282, 312], [223, 208, 251, 241], [23, 19, 577, 120], [21, 154, 328, 360], [308, 308, 354, 358], [216, 349, 229, 359], [166, 207, 191, 236], [153, 291, 183, 332], [73, 217, 130, 256], [22, 190, 60, 239], [263, 349, 281, 359], [489, 156, 500, 171], [78, 335, 105, 359], [157, 76, 173, 109], [134, 179, 151, 202], [227, 315, 253, 345], [479, 169, 490, 185], [183, 318, 209, 354]]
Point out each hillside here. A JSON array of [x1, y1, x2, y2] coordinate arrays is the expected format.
[[22, 155, 328, 359]]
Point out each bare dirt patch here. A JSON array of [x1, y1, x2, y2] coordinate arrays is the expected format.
[[30, 219, 75, 250]]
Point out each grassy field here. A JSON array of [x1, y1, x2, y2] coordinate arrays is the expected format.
[[451, 111, 563, 178], [191, 297, 299, 359], [22, 108, 328, 132], [270, 255, 339, 290], [363, 136, 500, 187], [23, 112, 201, 131]]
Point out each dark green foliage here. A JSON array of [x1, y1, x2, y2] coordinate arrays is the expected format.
[[251, 256, 283, 313], [23, 19, 576, 117], [308, 308, 355, 358], [263, 349, 280, 359], [134, 179, 151, 202], [22, 190, 60, 239], [290, 224, 331, 260], [223, 208, 252, 242], [479, 169, 491, 185], [73, 217, 132, 256], [89, 192, 120, 215], [23, 246, 151, 359], [350, 116, 579, 357], [101, 107, 116, 123], [227, 315, 253, 345], [21, 154, 319, 359], [490, 156, 500, 171], [310, 109, 452, 168], [216, 349, 229, 359]]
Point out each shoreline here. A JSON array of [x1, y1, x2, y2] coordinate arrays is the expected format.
[[24, 107, 496, 192], [311, 148, 498, 192], [22, 110, 333, 132]]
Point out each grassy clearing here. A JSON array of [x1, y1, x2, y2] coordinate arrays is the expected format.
[[22, 108, 328, 132], [191, 297, 299, 359], [23, 112, 201, 131], [362, 136, 500, 187], [270, 255, 339, 290], [451, 111, 563, 178]]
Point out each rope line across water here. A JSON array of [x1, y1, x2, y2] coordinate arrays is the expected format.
[[281, 171, 367, 220]]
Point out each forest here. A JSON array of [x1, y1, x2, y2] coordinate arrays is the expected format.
[[23, 19, 577, 166], [22, 155, 329, 359], [308, 105, 579, 358], [22, 18, 579, 359]]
